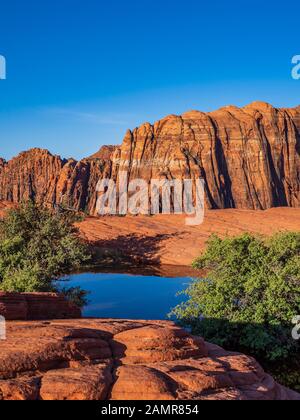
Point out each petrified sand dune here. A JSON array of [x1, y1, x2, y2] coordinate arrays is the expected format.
[[0, 102, 299, 213], [1, 200, 300, 267], [78, 208, 300, 266], [0, 319, 299, 401]]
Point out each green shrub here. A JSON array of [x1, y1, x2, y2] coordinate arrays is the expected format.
[[59, 286, 90, 308], [171, 232, 300, 387], [0, 201, 91, 302]]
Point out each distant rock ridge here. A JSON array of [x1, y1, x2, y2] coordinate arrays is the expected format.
[[0, 102, 299, 213]]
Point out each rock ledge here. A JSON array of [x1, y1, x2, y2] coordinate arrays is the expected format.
[[0, 319, 299, 401]]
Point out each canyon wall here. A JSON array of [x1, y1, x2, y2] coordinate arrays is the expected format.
[[0, 102, 299, 213]]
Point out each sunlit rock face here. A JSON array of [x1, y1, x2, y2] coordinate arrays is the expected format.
[[0, 319, 299, 400], [0, 102, 299, 213]]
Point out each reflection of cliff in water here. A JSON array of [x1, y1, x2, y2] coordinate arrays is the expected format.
[[73, 264, 200, 279]]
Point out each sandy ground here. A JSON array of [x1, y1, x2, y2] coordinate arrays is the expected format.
[[78, 208, 300, 267]]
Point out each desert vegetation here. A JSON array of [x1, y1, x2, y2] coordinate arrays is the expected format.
[[171, 232, 300, 390], [0, 201, 90, 306]]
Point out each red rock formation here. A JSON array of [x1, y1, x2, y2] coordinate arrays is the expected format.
[[78, 208, 300, 266], [88, 145, 118, 160], [0, 149, 115, 214], [0, 319, 298, 400], [0, 102, 299, 212], [0, 292, 81, 320], [0, 149, 64, 206], [0, 293, 28, 320]]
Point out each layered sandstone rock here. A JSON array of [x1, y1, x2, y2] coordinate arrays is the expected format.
[[78, 208, 300, 266], [0, 102, 299, 212], [0, 319, 298, 400], [0, 292, 81, 320]]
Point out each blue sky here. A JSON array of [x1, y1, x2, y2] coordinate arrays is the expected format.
[[0, 0, 300, 161]]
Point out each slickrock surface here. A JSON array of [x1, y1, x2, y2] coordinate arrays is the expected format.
[[0, 102, 299, 212], [78, 208, 300, 266], [1, 202, 299, 266], [0, 293, 81, 321], [0, 319, 298, 401]]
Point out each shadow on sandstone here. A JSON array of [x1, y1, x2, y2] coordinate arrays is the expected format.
[[176, 317, 300, 393], [1, 319, 300, 400], [89, 232, 178, 268]]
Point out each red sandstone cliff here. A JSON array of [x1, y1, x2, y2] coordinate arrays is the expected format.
[[1, 102, 299, 212]]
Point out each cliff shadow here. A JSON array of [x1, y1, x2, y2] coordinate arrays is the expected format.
[[211, 122, 236, 209], [90, 232, 178, 268], [257, 123, 288, 207]]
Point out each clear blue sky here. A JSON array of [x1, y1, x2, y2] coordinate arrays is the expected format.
[[0, 0, 300, 161]]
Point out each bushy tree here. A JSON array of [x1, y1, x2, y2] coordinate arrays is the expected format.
[[0, 201, 90, 306], [171, 233, 300, 388]]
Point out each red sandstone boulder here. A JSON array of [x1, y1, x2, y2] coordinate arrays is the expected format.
[[0, 292, 81, 321], [112, 325, 208, 363], [0, 377, 41, 400], [0, 319, 298, 401], [111, 365, 177, 400], [40, 363, 113, 401], [0, 293, 28, 320]]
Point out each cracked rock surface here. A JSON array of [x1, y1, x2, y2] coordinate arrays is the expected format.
[[0, 319, 299, 401]]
